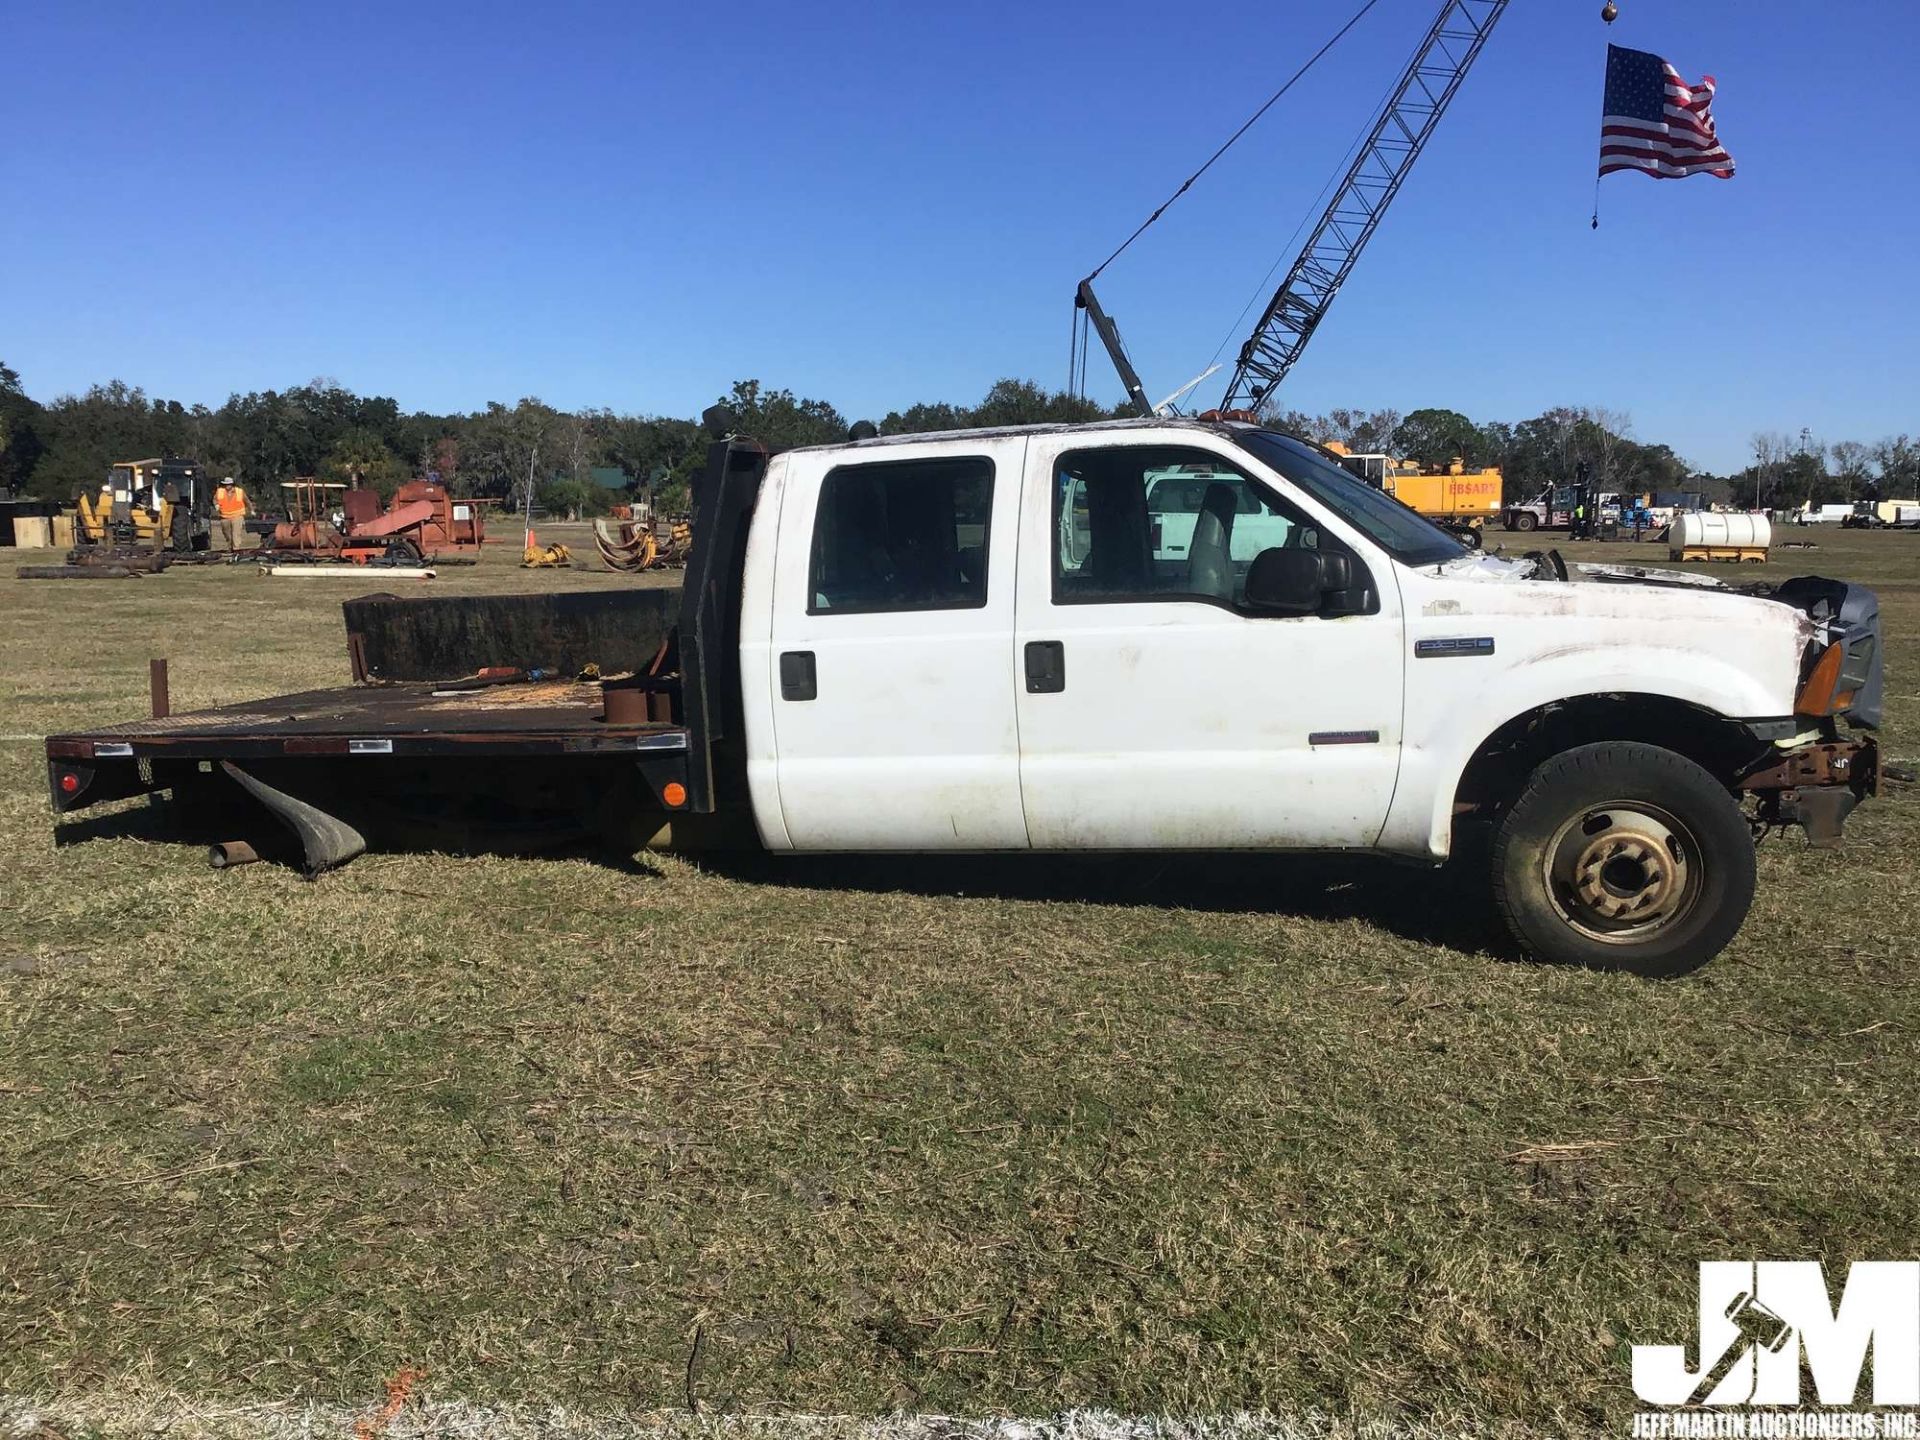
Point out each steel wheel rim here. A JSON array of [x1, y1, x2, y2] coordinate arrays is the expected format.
[[1542, 800, 1701, 944]]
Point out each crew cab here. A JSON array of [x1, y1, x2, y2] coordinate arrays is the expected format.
[[45, 418, 1883, 976]]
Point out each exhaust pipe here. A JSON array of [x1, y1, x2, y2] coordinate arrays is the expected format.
[[207, 840, 260, 870]]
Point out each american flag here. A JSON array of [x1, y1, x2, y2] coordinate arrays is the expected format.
[[1600, 44, 1735, 180]]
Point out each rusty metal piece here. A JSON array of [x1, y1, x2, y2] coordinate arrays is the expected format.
[[17, 565, 143, 579], [594, 517, 657, 571], [150, 658, 170, 719], [271, 517, 343, 553], [350, 498, 436, 539], [1742, 736, 1877, 847], [1740, 739, 1877, 797], [64, 547, 168, 571], [375, 478, 490, 553], [602, 682, 650, 726], [208, 840, 260, 869]]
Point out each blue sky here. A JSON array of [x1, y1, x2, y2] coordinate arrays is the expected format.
[[3, 0, 1915, 474]]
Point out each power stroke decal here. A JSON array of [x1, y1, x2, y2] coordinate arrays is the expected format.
[[1414, 636, 1496, 658]]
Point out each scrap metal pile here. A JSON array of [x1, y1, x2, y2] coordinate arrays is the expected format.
[[593, 514, 691, 572]]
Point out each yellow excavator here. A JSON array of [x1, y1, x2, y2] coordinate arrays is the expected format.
[[75, 458, 211, 552]]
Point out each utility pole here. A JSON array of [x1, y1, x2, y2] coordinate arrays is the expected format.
[[522, 442, 539, 549]]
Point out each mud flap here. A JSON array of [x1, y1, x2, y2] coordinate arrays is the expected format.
[[219, 761, 367, 877]]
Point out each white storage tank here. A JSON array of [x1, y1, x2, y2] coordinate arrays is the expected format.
[[1671, 511, 1771, 558]]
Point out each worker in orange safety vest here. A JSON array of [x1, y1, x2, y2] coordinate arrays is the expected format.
[[214, 477, 252, 552]]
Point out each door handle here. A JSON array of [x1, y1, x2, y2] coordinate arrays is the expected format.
[[779, 650, 817, 701], [1024, 640, 1065, 694]]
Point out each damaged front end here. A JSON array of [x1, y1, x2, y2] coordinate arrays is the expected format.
[[1737, 577, 1883, 848]]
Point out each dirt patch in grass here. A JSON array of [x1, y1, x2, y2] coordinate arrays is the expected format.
[[0, 534, 1915, 1433]]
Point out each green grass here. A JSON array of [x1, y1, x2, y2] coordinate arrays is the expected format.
[[0, 530, 1915, 1435]]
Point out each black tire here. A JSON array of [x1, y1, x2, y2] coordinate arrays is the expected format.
[[1513, 511, 1539, 532], [1454, 525, 1483, 550], [1490, 742, 1755, 977]]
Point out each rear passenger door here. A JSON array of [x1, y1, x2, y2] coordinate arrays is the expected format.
[[767, 437, 1030, 850]]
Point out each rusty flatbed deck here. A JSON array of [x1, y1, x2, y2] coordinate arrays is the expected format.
[[47, 680, 690, 762]]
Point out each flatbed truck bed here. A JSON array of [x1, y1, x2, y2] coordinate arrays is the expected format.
[[47, 679, 691, 762], [46, 677, 709, 874], [46, 437, 765, 873]]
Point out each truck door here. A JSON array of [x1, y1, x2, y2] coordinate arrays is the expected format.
[[1013, 434, 1405, 850], [766, 436, 1029, 850]]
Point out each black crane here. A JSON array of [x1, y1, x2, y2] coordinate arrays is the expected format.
[[1075, 0, 1508, 418], [1221, 0, 1508, 414]]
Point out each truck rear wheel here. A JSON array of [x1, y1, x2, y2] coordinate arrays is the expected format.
[[1512, 511, 1538, 532], [1490, 742, 1755, 977]]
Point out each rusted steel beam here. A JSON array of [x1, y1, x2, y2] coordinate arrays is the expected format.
[[17, 565, 143, 579], [64, 549, 168, 571], [1740, 740, 1876, 796], [150, 658, 170, 719]]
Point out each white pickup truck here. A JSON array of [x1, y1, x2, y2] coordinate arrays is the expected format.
[[47, 418, 1882, 977]]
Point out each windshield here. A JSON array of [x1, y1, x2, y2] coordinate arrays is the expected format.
[[1233, 429, 1467, 567]]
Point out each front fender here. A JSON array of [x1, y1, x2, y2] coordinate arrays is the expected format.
[[1379, 646, 1792, 860]]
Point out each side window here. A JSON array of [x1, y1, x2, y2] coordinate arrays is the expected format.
[[1054, 445, 1330, 610], [808, 456, 993, 614]]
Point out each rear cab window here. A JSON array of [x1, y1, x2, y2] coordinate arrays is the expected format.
[[808, 456, 994, 614]]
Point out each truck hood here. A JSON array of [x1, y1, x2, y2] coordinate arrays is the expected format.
[[1397, 554, 1820, 721], [1412, 553, 1817, 634]]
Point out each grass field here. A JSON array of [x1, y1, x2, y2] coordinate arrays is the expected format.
[[1, 529, 1915, 1437]]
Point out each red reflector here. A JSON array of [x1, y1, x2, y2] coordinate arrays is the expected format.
[[59, 773, 79, 793], [662, 781, 687, 808]]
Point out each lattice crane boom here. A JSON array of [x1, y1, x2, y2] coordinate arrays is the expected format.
[[1220, 0, 1509, 415]]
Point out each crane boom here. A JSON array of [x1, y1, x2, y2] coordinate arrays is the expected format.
[[1220, 0, 1508, 414]]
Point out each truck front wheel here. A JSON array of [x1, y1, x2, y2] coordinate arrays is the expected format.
[[1490, 742, 1755, 977], [1511, 511, 1538, 532]]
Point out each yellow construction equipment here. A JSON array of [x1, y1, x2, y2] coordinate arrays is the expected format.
[[522, 541, 572, 568], [1327, 443, 1504, 548], [77, 488, 174, 548], [75, 458, 210, 552]]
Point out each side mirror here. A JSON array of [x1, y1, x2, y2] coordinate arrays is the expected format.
[[1244, 547, 1330, 614]]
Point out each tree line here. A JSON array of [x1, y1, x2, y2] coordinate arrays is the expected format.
[[1, 360, 1912, 516], [1274, 405, 1920, 511], [0, 367, 1116, 517]]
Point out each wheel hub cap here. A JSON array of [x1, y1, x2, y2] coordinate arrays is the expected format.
[[1546, 804, 1696, 942], [1572, 826, 1679, 921]]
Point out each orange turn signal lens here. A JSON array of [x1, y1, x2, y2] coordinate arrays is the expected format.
[[1795, 642, 1850, 717], [662, 781, 687, 808]]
